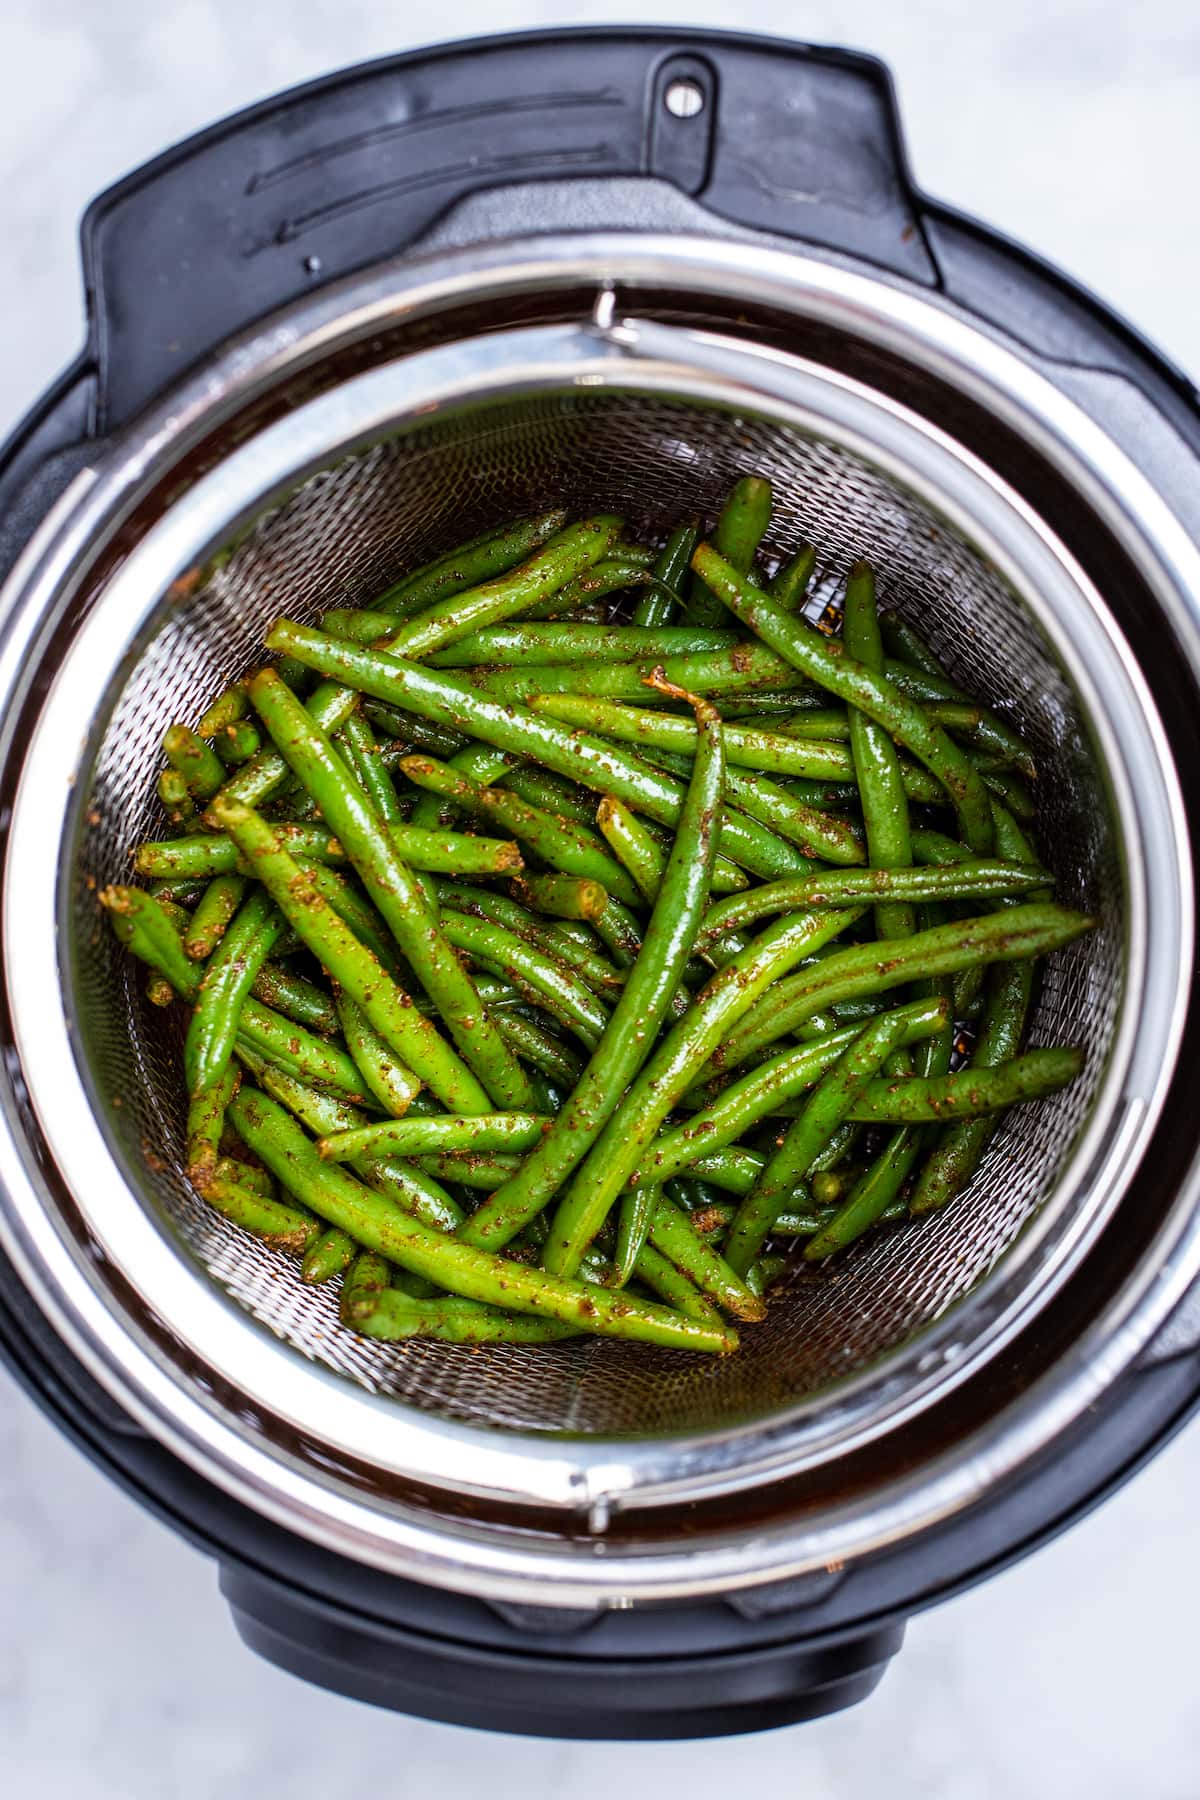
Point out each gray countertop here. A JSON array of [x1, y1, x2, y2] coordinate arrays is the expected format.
[[3, 3, 1200, 1794]]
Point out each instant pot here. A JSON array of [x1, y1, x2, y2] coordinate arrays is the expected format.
[[2, 28, 1200, 1738]]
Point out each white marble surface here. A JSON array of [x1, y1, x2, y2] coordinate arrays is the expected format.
[[3, 2, 1200, 1793]]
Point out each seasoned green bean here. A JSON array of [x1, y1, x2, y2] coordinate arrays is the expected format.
[[372, 511, 568, 616], [185, 887, 285, 1098], [437, 910, 610, 1049], [685, 476, 772, 625], [516, 872, 610, 923], [231, 1088, 736, 1351], [691, 545, 994, 852], [770, 543, 816, 611], [460, 678, 724, 1254], [163, 723, 225, 800], [182, 874, 246, 960], [398, 752, 642, 906], [634, 519, 699, 627], [186, 1064, 238, 1186], [596, 795, 666, 902], [136, 823, 523, 880], [648, 1195, 766, 1320], [344, 1286, 583, 1344], [334, 993, 422, 1118], [424, 624, 739, 665], [202, 1166, 320, 1253], [843, 561, 915, 940], [247, 670, 536, 1111], [302, 1228, 358, 1284], [805, 1129, 924, 1259], [319, 1113, 550, 1161]]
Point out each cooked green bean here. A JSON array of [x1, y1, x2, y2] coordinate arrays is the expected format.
[[413, 1151, 522, 1190], [839, 1048, 1083, 1120], [213, 1157, 274, 1201], [196, 686, 249, 739], [544, 906, 863, 1277], [437, 910, 610, 1049], [770, 543, 816, 611], [648, 1195, 766, 1320], [685, 476, 772, 626], [398, 752, 642, 906], [344, 1286, 583, 1344], [433, 882, 622, 991], [214, 719, 261, 765], [805, 1128, 924, 1260], [457, 643, 807, 703], [376, 515, 621, 661], [319, 1113, 550, 1161], [531, 693, 855, 779], [723, 1001, 947, 1273], [163, 723, 225, 800], [424, 625, 739, 665], [231, 1088, 736, 1351], [724, 767, 863, 866], [136, 823, 523, 880], [247, 670, 535, 1111], [596, 795, 666, 902], [202, 1165, 319, 1253], [631, 1241, 720, 1322], [843, 561, 916, 940], [185, 1064, 238, 1186], [334, 993, 422, 1117], [691, 546, 994, 852], [490, 1011, 586, 1087], [302, 1228, 358, 1284], [182, 874, 247, 960], [211, 794, 494, 1111], [499, 763, 596, 826], [237, 1004, 370, 1102], [249, 962, 339, 1035], [371, 510, 568, 617], [711, 903, 1092, 1076], [693, 863, 1049, 955], [460, 678, 724, 1255], [515, 872, 610, 923], [338, 710, 403, 823], [185, 888, 286, 1098], [634, 519, 699, 627], [638, 1000, 946, 1189], [263, 621, 814, 880], [883, 658, 1037, 779]]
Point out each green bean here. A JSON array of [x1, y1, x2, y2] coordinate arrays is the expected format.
[[724, 767, 863, 866], [149, 876, 206, 906], [722, 1000, 947, 1273], [398, 752, 642, 906], [811, 1167, 865, 1206], [685, 476, 772, 625], [590, 895, 644, 969], [231, 1088, 736, 1352], [778, 702, 984, 742], [404, 739, 511, 830], [262, 621, 815, 880], [136, 823, 523, 880], [196, 686, 249, 739], [596, 795, 666, 902], [711, 903, 1092, 1077], [101, 885, 202, 999], [212, 795, 491, 1111], [515, 872, 610, 923], [638, 1000, 946, 1189], [630, 1242, 720, 1322], [460, 677, 724, 1255], [883, 659, 1037, 779], [213, 720, 261, 765], [879, 614, 948, 681], [522, 554, 664, 620], [543, 904, 862, 1278], [614, 1182, 660, 1288], [437, 910, 610, 1049], [248, 962, 339, 1035], [334, 993, 422, 1117], [237, 1004, 370, 1102], [302, 1228, 358, 1284], [320, 1113, 550, 1161], [691, 545, 994, 853], [693, 863, 1049, 957], [338, 711, 403, 823], [202, 1165, 319, 1253], [185, 888, 285, 1098], [214, 1157, 274, 1201], [805, 1129, 924, 1259], [344, 1286, 583, 1344], [185, 1064, 238, 1186], [163, 723, 225, 800], [491, 1011, 586, 1087], [770, 543, 817, 611], [296, 862, 404, 975], [425, 625, 739, 666], [979, 764, 1037, 822], [648, 1196, 765, 1320], [380, 515, 622, 659], [843, 561, 916, 940], [531, 694, 854, 780], [145, 974, 175, 1007], [499, 764, 596, 826], [634, 519, 699, 627], [366, 705, 467, 757], [182, 875, 246, 961], [371, 510, 569, 617], [433, 882, 623, 992], [413, 1151, 522, 1190], [839, 1048, 1083, 1121], [456, 643, 807, 703], [247, 670, 535, 1111]]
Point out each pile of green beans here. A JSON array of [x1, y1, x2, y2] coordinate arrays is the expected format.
[[102, 489, 1093, 1357]]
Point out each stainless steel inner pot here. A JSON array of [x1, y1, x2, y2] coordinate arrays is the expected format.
[[0, 237, 1193, 1599]]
